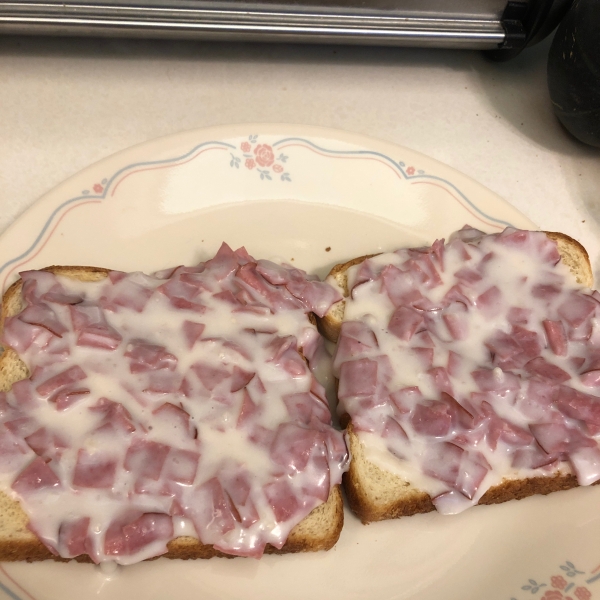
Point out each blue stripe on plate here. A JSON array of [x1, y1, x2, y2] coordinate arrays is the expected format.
[[0, 136, 513, 277], [0, 579, 23, 600], [273, 137, 515, 229], [0, 140, 236, 277]]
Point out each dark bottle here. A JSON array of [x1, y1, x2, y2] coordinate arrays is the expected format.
[[547, 0, 600, 147]]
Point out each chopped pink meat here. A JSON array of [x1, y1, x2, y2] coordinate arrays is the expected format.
[[182, 321, 205, 349], [568, 446, 600, 485], [89, 398, 136, 434], [270, 423, 323, 473], [272, 347, 309, 378], [524, 357, 571, 383], [285, 277, 342, 318], [442, 311, 469, 340], [125, 341, 177, 373], [283, 392, 331, 426], [511, 443, 558, 470], [144, 371, 183, 394], [514, 380, 558, 420], [24, 427, 67, 461], [507, 306, 530, 325], [427, 367, 454, 396], [12, 457, 61, 494], [152, 403, 194, 439], [19, 304, 67, 337], [73, 450, 117, 489], [530, 422, 595, 455], [333, 321, 379, 371], [264, 479, 301, 523], [124, 440, 170, 480], [256, 260, 291, 285], [580, 370, 600, 387], [388, 306, 424, 341], [230, 365, 256, 392], [338, 359, 378, 401], [381, 264, 415, 307], [471, 368, 520, 394], [237, 389, 260, 428], [411, 401, 452, 437], [203, 242, 239, 281], [49, 387, 90, 411], [36, 366, 87, 397], [476, 286, 502, 317], [390, 387, 423, 414], [556, 386, 600, 425], [422, 442, 463, 488], [163, 449, 200, 485], [558, 292, 597, 327], [221, 471, 260, 526], [454, 267, 482, 284], [351, 259, 378, 292], [413, 347, 435, 369], [0, 425, 34, 473], [190, 478, 237, 538], [109, 278, 154, 313], [104, 513, 173, 557], [480, 403, 534, 450]]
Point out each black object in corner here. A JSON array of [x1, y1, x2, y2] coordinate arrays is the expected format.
[[547, 0, 600, 147], [488, 0, 573, 61]]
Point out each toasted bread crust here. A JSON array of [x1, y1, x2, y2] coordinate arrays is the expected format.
[[322, 231, 597, 523], [545, 231, 593, 287], [0, 266, 344, 561], [344, 426, 600, 524], [318, 254, 379, 343], [0, 485, 343, 562], [327, 255, 379, 297], [1, 266, 111, 333]]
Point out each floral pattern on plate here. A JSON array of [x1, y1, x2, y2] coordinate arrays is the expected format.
[[230, 135, 291, 181], [512, 561, 600, 600]]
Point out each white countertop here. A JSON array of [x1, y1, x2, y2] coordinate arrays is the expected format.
[[1, 34, 599, 274]]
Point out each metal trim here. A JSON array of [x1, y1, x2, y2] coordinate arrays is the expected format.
[[0, 2, 506, 47]]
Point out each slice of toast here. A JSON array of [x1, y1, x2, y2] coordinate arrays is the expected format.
[[319, 230, 599, 524], [0, 265, 344, 561]]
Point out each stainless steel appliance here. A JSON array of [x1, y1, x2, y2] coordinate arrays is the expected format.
[[0, 0, 572, 57]]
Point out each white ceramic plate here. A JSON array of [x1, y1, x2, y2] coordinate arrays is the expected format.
[[0, 124, 598, 600]]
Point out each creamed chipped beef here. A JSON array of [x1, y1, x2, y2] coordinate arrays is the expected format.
[[334, 227, 600, 514], [0, 243, 349, 563]]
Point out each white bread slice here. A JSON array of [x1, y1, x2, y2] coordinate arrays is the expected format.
[[319, 232, 599, 524], [0, 266, 344, 561]]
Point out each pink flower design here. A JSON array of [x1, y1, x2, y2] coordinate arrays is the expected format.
[[93, 183, 103, 194], [254, 144, 275, 168], [406, 166, 415, 176], [541, 588, 576, 600], [552, 576, 568, 590], [245, 158, 256, 170], [575, 587, 591, 600], [542, 591, 573, 600], [273, 164, 283, 174], [241, 141, 251, 152]]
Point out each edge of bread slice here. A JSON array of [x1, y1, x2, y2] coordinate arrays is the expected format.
[[319, 231, 598, 524], [0, 266, 344, 561]]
